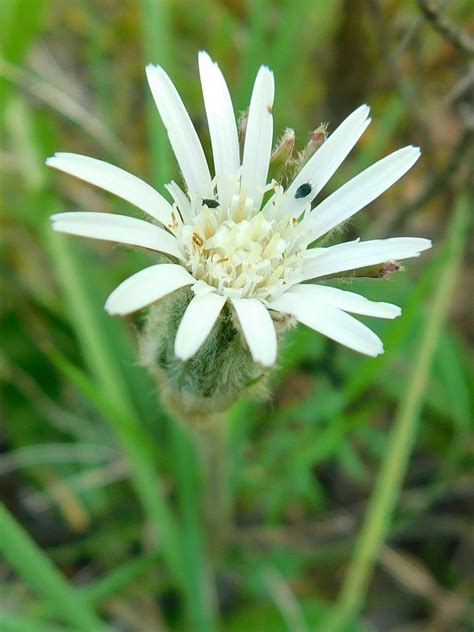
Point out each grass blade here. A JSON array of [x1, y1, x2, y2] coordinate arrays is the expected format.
[[0, 504, 105, 631], [171, 424, 218, 631], [324, 192, 470, 631], [82, 554, 159, 605], [139, 0, 174, 189], [237, 0, 270, 109], [0, 0, 45, 121], [137, 5, 217, 628], [0, 612, 71, 632], [47, 348, 184, 584], [46, 231, 136, 414]]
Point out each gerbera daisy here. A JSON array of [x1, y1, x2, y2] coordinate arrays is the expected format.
[[48, 51, 431, 368]]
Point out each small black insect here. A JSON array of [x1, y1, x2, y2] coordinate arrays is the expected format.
[[294, 182, 312, 199], [202, 198, 219, 208]]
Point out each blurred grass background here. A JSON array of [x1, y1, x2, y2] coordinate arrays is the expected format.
[[0, 1, 473, 631]]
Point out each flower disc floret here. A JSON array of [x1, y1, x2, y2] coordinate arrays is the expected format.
[[172, 195, 306, 301]]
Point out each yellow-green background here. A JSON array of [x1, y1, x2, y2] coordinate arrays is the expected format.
[[0, 1, 472, 631]]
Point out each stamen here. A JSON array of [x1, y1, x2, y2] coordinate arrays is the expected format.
[[192, 232, 204, 247], [176, 198, 306, 301]]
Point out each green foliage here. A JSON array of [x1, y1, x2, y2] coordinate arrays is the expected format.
[[0, 1, 472, 631], [0, 504, 104, 630]]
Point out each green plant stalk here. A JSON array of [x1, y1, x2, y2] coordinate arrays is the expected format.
[[48, 348, 185, 586], [192, 415, 231, 557], [0, 612, 70, 632], [326, 193, 469, 631], [139, 0, 174, 189], [171, 422, 219, 631], [0, 504, 105, 631], [0, 0, 46, 121], [46, 230, 133, 414], [82, 554, 159, 606], [138, 6, 219, 627], [46, 233, 185, 576], [237, 0, 270, 110], [54, 353, 221, 629]]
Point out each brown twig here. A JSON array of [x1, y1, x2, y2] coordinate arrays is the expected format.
[[388, 127, 474, 232], [380, 546, 473, 632], [231, 475, 474, 552], [369, 0, 436, 167], [417, 0, 474, 55]]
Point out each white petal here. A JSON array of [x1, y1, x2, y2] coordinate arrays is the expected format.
[[301, 237, 432, 281], [268, 292, 383, 356], [265, 104, 371, 219], [165, 181, 193, 223], [306, 146, 421, 241], [241, 66, 275, 212], [51, 212, 183, 260], [146, 64, 212, 198], [231, 297, 277, 366], [198, 51, 240, 210], [46, 153, 172, 225], [283, 284, 401, 319], [174, 292, 226, 361], [105, 264, 195, 315], [191, 279, 216, 297]]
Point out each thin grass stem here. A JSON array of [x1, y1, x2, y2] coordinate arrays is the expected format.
[[0, 504, 105, 631], [325, 193, 469, 631]]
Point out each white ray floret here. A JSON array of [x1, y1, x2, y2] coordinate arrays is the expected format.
[[301, 237, 432, 281], [165, 181, 194, 224], [51, 212, 183, 260], [48, 51, 432, 366], [46, 153, 173, 225], [241, 65, 275, 213], [268, 291, 384, 357], [146, 64, 212, 199], [231, 298, 277, 367], [198, 51, 240, 210], [265, 104, 371, 219], [105, 264, 195, 316], [280, 284, 401, 319], [175, 292, 226, 361], [305, 145, 421, 241]]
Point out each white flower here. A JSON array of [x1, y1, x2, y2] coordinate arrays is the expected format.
[[47, 51, 431, 368]]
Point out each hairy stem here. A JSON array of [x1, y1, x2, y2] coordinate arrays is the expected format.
[[191, 413, 230, 559]]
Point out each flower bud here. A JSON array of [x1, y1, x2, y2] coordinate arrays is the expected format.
[[140, 288, 272, 427], [238, 109, 249, 153], [295, 123, 329, 171], [271, 128, 296, 168]]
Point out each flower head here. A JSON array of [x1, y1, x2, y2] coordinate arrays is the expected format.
[[48, 52, 431, 368]]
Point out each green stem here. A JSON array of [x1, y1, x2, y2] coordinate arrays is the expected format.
[[192, 414, 231, 558], [171, 421, 219, 631], [49, 349, 185, 585], [0, 612, 70, 632], [326, 193, 469, 631]]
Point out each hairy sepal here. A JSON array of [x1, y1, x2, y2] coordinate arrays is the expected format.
[[140, 287, 271, 425]]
